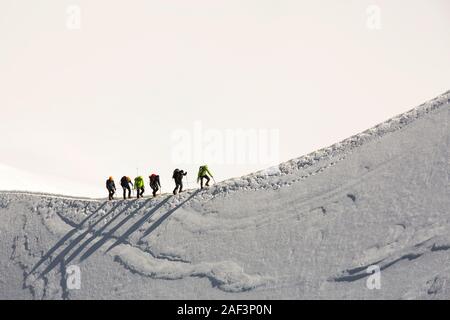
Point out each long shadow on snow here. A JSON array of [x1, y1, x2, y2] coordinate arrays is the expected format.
[[139, 190, 200, 241], [105, 196, 172, 253], [37, 201, 134, 278], [77, 198, 155, 262], [62, 199, 150, 266], [35, 191, 198, 279], [28, 201, 109, 276]]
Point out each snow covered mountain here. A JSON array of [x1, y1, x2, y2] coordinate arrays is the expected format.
[[0, 91, 448, 299]]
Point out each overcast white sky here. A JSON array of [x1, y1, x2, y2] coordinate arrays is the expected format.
[[1, 0, 449, 197]]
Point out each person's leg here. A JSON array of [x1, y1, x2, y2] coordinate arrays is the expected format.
[[123, 188, 126, 200], [205, 175, 210, 186], [141, 188, 145, 197], [179, 181, 183, 193], [200, 177, 204, 189], [127, 186, 131, 198], [174, 181, 181, 194]]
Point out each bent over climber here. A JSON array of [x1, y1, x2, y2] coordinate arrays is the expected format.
[[120, 176, 133, 199], [149, 173, 161, 197], [197, 165, 213, 189], [172, 169, 187, 195], [134, 176, 145, 199]]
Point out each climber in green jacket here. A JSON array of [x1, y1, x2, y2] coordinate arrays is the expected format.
[[134, 176, 145, 199], [197, 165, 213, 189]]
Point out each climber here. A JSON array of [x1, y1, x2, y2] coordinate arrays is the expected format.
[[120, 176, 133, 199], [149, 173, 161, 197], [197, 165, 213, 189], [134, 176, 145, 199], [172, 169, 187, 195], [106, 176, 116, 200]]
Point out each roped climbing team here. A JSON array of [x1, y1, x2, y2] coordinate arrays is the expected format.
[[106, 165, 213, 200]]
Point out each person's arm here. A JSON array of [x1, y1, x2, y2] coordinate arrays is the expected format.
[[206, 168, 213, 177]]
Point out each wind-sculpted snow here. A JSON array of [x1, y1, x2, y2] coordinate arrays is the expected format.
[[0, 91, 449, 299], [330, 235, 450, 283], [111, 245, 272, 293]]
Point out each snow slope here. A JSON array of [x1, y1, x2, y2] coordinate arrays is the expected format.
[[0, 91, 449, 299]]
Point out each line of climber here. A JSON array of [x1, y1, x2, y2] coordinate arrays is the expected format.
[[105, 165, 214, 200]]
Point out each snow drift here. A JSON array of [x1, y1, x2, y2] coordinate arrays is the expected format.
[[0, 91, 449, 299]]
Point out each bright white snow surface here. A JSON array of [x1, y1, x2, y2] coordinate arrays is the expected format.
[[0, 91, 449, 299]]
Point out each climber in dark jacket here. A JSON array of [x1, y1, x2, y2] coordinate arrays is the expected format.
[[106, 177, 116, 200], [149, 174, 161, 197], [172, 169, 187, 195], [120, 176, 133, 199]]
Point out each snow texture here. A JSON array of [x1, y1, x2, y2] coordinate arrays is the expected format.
[[0, 91, 449, 299]]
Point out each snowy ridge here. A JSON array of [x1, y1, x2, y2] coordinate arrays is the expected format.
[[0, 91, 449, 299], [1, 91, 449, 202], [0, 190, 103, 201], [278, 91, 449, 174], [206, 90, 450, 196]]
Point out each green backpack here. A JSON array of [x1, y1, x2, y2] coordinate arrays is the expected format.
[[135, 176, 144, 188]]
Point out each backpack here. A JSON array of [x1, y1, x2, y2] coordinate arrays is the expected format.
[[150, 174, 158, 184], [106, 179, 115, 190], [198, 165, 208, 176], [172, 169, 180, 179], [135, 176, 144, 188]]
